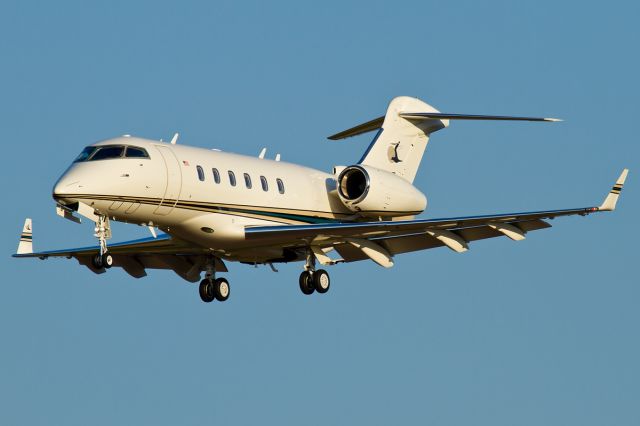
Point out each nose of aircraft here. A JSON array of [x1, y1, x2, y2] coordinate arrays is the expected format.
[[52, 170, 82, 204]]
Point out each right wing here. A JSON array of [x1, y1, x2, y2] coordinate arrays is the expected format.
[[245, 169, 629, 267]]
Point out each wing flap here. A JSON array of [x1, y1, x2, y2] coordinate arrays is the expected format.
[[332, 219, 551, 261]]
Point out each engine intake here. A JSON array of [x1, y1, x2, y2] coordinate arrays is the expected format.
[[336, 165, 427, 217], [338, 166, 370, 202]]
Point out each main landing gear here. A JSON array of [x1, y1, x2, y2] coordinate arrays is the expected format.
[[199, 277, 230, 303], [298, 251, 330, 296], [199, 258, 231, 303], [90, 215, 113, 270], [299, 269, 330, 295]]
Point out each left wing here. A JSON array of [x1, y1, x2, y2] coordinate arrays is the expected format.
[[13, 231, 226, 282], [245, 169, 629, 267]]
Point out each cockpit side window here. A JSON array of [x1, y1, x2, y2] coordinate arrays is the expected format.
[[73, 146, 97, 163], [124, 146, 150, 158], [89, 146, 125, 161]]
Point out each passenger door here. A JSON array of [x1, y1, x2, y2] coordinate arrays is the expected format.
[[153, 145, 182, 215]]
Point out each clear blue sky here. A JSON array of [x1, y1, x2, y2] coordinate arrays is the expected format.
[[1, 1, 638, 425]]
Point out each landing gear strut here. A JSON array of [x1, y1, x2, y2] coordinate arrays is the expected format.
[[298, 250, 331, 295], [91, 215, 113, 269], [199, 258, 231, 303]]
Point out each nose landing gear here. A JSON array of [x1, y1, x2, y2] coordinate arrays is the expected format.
[[90, 215, 113, 269], [92, 252, 113, 269]]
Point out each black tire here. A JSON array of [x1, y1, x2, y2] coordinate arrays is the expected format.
[[102, 252, 113, 269], [313, 269, 330, 294], [199, 279, 215, 303], [91, 253, 104, 269], [299, 271, 315, 295], [213, 278, 230, 302]]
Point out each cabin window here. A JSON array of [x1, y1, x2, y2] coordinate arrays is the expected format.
[[276, 178, 285, 194], [244, 173, 252, 189], [260, 176, 268, 192], [124, 146, 149, 158], [89, 146, 125, 161], [228, 170, 236, 186], [73, 146, 97, 162], [197, 165, 205, 181], [212, 168, 220, 184]]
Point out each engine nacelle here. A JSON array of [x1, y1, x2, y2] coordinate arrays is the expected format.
[[336, 165, 427, 217]]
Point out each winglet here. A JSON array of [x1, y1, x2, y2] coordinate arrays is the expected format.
[[17, 218, 33, 254], [599, 169, 629, 211]]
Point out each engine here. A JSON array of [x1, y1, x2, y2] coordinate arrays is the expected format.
[[336, 164, 427, 217]]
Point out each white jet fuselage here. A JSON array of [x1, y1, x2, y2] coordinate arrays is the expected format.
[[53, 137, 364, 260]]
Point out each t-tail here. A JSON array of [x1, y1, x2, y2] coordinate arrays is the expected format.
[[328, 96, 561, 183]]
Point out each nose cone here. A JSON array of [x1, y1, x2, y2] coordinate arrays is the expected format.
[[52, 170, 82, 204]]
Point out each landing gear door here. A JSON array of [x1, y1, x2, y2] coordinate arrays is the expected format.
[[153, 145, 182, 215]]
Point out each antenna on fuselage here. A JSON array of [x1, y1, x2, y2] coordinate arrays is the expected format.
[[258, 147, 267, 159], [275, 154, 281, 161], [170, 133, 179, 145]]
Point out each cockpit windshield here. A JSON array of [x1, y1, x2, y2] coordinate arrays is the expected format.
[[91, 146, 125, 161], [73, 145, 150, 162], [73, 146, 96, 162]]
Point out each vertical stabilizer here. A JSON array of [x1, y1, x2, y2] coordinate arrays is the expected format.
[[17, 218, 33, 254], [359, 96, 449, 182]]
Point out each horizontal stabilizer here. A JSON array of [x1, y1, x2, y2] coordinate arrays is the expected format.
[[328, 116, 384, 140], [399, 112, 562, 122], [328, 111, 560, 140]]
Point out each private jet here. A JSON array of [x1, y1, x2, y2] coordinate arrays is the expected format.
[[14, 96, 628, 303]]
